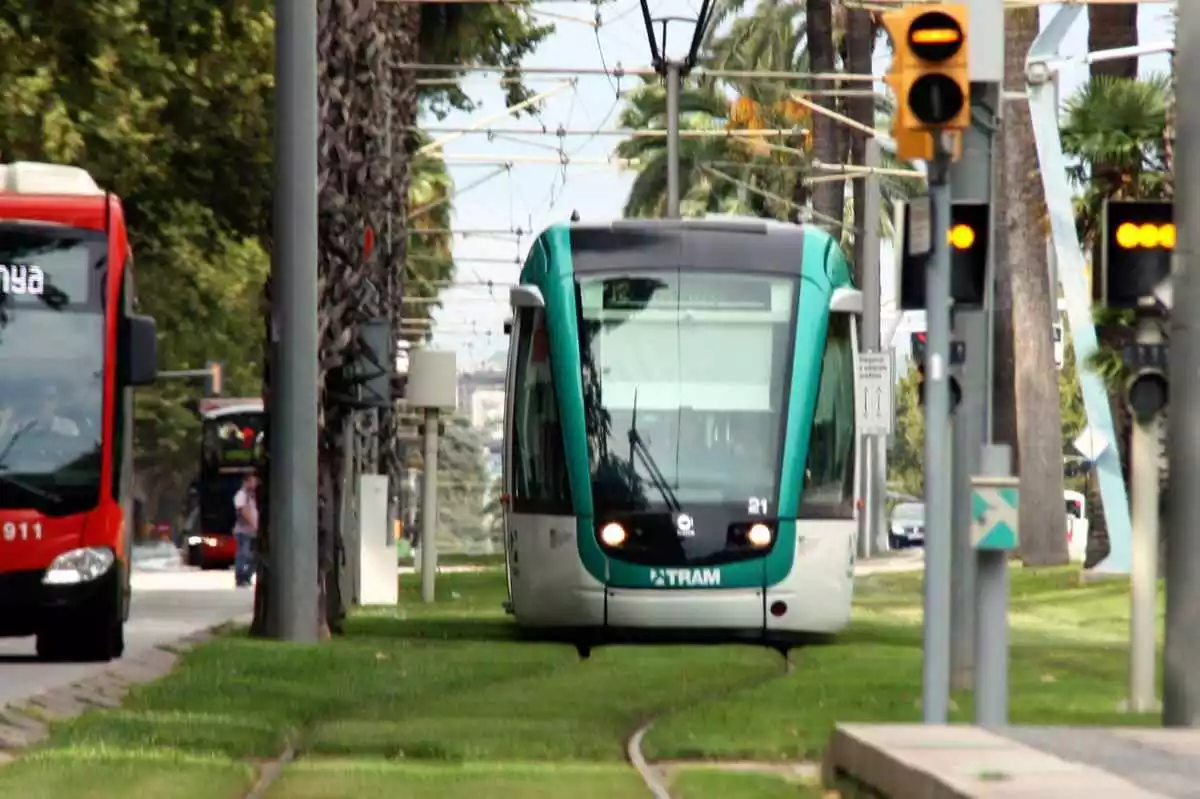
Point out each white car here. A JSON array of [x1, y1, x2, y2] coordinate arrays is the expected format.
[[889, 502, 925, 548]]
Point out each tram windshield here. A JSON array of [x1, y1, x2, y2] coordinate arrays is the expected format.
[[576, 271, 796, 512]]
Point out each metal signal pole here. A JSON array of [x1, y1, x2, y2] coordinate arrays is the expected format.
[[1165, 0, 1200, 728], [637, 0, 715, 221], [270, 0, 320, 642], [666, 60, 682, 218], [922, 134, 955, 724]]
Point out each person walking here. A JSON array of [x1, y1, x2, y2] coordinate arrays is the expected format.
[[232, 473, 260, 587]]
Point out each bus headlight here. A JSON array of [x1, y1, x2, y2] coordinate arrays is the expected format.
[[599, 522, 627, 547], [747, 523, 773, 548], [42, 547, 115, 585]]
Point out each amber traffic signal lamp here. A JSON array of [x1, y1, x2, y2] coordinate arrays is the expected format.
[[1098, 199, 1174, 310], [882, 4, 971, 162]]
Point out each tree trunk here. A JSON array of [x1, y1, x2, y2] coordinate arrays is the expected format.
[[1087, 5, 1139, 80], [381, 1, 422, 514], [1004, 8, 1067, 567], [991, 26, 1019, 465], [843, 10, 873, 288], [804, 0, 841, 229]]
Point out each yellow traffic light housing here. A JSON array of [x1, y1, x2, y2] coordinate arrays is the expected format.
[[883, 4, 971, 162]]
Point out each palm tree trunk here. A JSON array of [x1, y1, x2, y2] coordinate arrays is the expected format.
[[312, 0, 395, 635], [1004, 8, 1068, 567], [844, 9, 873, 288], [381, 2, 422, 508], [804, 0, 841, 228], [1088, 5, 1139, 80]]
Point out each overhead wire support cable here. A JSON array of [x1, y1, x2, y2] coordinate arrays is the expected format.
[[411, 126, 808, 138], [396, 62, 879, 82]]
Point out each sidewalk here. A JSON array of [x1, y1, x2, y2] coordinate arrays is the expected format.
[[826, 723, 1200, 798]]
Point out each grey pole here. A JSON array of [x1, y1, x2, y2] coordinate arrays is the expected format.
[[665, 60, 682, 219], [269, 0, 320, 642], [420, 408, 440, 603], [1128, 321, 1162, 712], [975, 443, 1012, 726], [922, 137, 954, 723], [1166, 0, 1200, 728], [859, 140, 883, 559], [948, 91, 997, 690]]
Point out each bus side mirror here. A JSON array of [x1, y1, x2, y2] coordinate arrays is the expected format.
[[124, 314, 158, 386]]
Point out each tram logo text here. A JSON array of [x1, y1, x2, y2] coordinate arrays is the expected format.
[[649, 567, 720, 587], [0, 265, 45, 295]]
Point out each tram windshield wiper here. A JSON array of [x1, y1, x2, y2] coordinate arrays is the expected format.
[[626, 390, 682, 514]]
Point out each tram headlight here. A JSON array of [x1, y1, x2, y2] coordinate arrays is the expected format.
[[747, 523, 773, 548], [599, 522, 627, 547]]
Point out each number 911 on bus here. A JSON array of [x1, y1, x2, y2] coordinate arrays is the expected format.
[[3, 520, 44, 541]]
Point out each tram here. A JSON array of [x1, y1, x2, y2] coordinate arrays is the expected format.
[[500, 216, 863, 648]]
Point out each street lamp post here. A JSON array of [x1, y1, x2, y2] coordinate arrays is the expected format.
[[637, 1, 717, 219]]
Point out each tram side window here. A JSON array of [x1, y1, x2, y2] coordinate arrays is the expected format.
[[800, 312, 856, 518], [511, 307, 572, 514]]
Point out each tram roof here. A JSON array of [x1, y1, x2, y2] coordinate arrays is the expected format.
[[559, 215, 807, 238]]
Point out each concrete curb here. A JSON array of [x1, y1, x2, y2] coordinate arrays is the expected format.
[[0, 612, 252, 767]]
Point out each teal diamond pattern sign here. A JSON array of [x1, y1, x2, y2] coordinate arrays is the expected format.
[[970, 476, 1020, 551]]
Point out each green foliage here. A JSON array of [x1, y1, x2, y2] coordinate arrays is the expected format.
[[1061, 74, 1172, 249], [417, 4, 553, 118], [433, 416, 492, 549], [887, 363, 923, 498]]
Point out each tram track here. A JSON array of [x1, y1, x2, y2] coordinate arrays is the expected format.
[[623, 648, 796, 798]]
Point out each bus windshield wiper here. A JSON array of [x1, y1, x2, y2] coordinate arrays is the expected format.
[[0, 471, 63, 504], [626, 390, 682, 514]]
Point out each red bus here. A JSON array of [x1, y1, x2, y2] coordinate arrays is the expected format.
[[0, 161, 157, 662], [183, 398, 264, 569]]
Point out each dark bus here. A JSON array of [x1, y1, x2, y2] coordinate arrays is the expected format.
[[182, 398, 264, 569]]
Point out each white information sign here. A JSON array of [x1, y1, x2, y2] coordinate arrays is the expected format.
[[856, 352, 894, 436]]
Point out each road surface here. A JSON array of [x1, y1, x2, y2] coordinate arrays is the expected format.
[[0, 557, 253, 706]]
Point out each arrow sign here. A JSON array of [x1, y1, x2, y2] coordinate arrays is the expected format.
[[971, 476, 1020, 551]]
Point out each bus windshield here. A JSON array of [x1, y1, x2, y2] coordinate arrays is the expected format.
[[0, 229, 106, 517], [576, 271, 796, 513]]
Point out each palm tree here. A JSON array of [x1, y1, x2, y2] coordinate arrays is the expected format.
[[615, 79, 766, 218], [805, 0, 842, 229], [1088, 3, 1139, 80], [842, 9, 877, 285], [1003, 7, 1067, 567]]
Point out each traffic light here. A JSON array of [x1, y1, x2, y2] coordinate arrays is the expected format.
[[882, 4, 971, 162], [1123, 340, 1169, 423], [1098, 199, 1174, 310], [910, 332, 962, 410], [204, 360, 223, 397], [898, 200, 989, 310], [912, 332, 927, 405]]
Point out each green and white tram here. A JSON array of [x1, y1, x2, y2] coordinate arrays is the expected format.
[[501, 217, 862, 648]]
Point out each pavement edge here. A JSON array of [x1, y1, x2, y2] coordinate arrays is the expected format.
[[0, 612, 253, 767]]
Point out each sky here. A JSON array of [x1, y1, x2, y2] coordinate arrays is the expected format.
[[418, 2, 1174, 371]]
